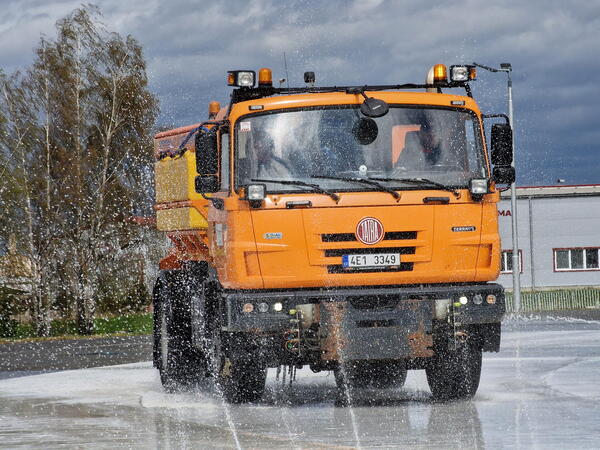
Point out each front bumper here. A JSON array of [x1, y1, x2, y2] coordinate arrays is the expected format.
[[221, 283, 505, 333]]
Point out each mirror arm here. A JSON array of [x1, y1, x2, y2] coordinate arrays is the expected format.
[[201, 192, 224, 210], [482, 113, 510, 125]]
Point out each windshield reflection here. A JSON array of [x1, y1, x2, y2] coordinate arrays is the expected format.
[[235, 107, 486, 191]]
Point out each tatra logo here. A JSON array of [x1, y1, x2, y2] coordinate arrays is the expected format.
[[356, 217, 384, 245], [263, 232, 283, 240]]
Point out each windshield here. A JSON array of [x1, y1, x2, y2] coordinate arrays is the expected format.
[[235, 106, 486, 192]]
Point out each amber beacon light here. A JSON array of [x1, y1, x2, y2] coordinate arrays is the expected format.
[[258, 68, 273, 87], [433, 64, 448, 83], [208, 101, 220, 118]]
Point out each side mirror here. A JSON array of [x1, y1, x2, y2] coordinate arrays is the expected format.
[[491, 123, 513, 166], [195, 175, 219, 193], [195, 127, 218, 175], [493, 166, 515, 185]]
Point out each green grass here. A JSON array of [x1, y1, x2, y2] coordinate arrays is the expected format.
[[0, 313, 153, 340]]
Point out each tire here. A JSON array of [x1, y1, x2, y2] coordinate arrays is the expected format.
[[216, 357, 267, 404], [334, 360, 407, 390], [207, 329, 267, 403], [154, 273, 206, 393], [425, 342, 482, 401]]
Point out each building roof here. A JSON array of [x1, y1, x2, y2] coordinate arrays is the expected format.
[[500, 184, 600, 199]]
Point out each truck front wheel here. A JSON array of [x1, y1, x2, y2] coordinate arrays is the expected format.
[[216, 357, 267, 404], [425, 342, 482, 401], [208, 332, 267, 403]]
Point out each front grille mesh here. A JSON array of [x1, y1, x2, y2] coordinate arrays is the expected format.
[[321, 231, 417, 242], [324, 247, 415, 257]]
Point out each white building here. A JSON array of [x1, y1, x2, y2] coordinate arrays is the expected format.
[[497, 184, 600, 290]]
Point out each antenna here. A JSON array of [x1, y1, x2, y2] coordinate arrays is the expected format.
[[283, 52, 290, 91]]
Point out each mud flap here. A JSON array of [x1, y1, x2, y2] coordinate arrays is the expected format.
[[320, 299, 434, 362]]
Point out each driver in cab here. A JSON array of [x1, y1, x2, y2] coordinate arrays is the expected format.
[[252, 129, 292, 179], [396, 122, 443, 170]]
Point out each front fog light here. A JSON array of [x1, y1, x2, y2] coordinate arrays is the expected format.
[[473, 294, 483, 305], [258, 302, 269, 313], [273, 302, 283, 312], [470, 178, 488, 195]]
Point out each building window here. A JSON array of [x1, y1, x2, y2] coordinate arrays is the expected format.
[[554, 248, 600, 271], [501, 250, 522, 273]]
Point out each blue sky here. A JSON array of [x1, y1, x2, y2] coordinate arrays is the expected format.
[[1, 0, 599, 185]]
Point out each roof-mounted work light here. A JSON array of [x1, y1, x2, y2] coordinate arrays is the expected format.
[[227, 70, 256, 87], [304, 71, 315, 84], [450, 65, 477, 82]]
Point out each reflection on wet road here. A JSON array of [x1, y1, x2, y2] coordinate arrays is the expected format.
[[1, 315, 600, 449]]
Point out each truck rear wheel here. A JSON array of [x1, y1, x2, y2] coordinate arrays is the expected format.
[[335, 360, 407, 390], [425, 342, 482, 401], [154, 274, 205, 392]]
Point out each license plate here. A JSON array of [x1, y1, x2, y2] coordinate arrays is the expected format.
[[342, 253, 401, 268]]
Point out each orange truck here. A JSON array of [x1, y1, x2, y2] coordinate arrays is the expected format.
[[152, 64, 515, 403]]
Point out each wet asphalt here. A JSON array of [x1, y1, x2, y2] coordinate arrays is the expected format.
[[1, 311, 600, 448], [0, 334, 152, 379]]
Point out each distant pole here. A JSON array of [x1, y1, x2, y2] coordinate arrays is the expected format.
[[503, 64, 521, 313], [473, 62, 521, 312]]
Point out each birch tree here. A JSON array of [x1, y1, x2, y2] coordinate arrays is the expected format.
[[0, 5, 158, 335]]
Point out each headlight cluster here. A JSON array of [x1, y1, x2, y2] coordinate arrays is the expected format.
[[242, 301, 284, 314], [453, 293, 497, 307]]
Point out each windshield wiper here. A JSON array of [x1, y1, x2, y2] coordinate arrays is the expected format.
[[251, 178, 340, 202], [369, 177, 460, 197], [311, 175, 401, 201]]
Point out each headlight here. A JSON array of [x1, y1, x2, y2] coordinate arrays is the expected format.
[[473, 294, 483, 305], [470, 178, 488, 195], [273, 302, 283, 312], [246, 184, 266, 201], [258, 302, 269, 313]]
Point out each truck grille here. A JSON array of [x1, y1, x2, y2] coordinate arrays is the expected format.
[[320, 230, 418, 274], [321, 231, 417, 242]]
